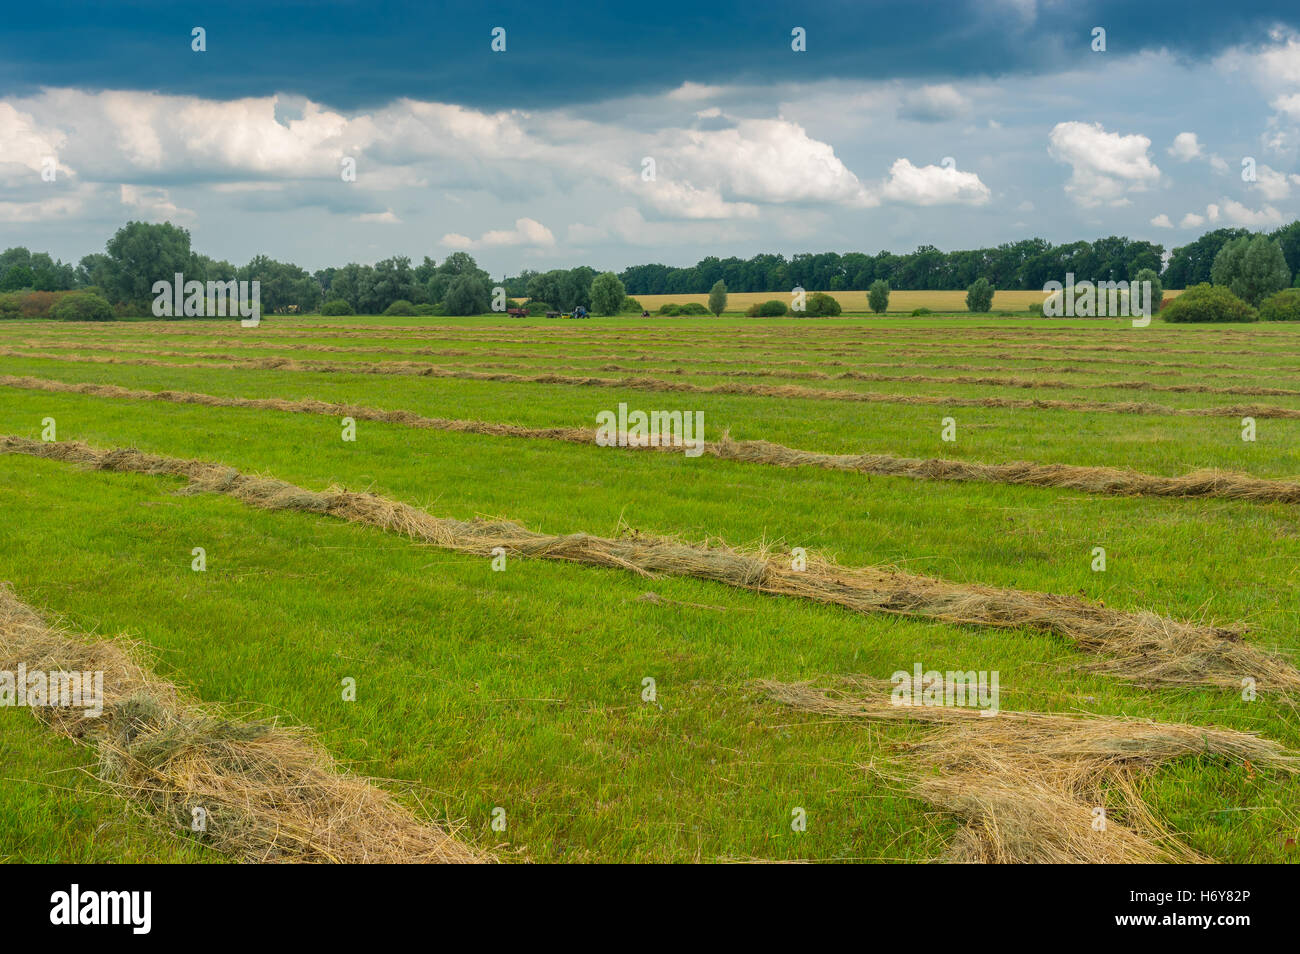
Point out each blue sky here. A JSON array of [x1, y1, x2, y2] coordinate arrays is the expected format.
[[2, 0, 1300, 274]]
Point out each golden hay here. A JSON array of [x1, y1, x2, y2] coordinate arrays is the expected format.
[[760, 678, 1297, 863], [0, 584, 484, 863], [3, 435, 1296, 692]]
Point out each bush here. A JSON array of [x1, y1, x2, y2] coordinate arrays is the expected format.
[[20, 291, 62, 318], [320, 298, 353, 316], [868, 279, 890, 314], [51, 292, 115, 322], [382, 299, 417, 316], [799, 291, 841, 316], [0, 292, 24, 319], [414, 303, 442, 316], [679, 302, 709, 315], [1160, 283, 1257, 323], [1259, 288, 1300, 321], [749, 299, 788, 317], [911, 307, 932, 316], [657, 303, 682, 316], [620, 297, 644, 314], [965, 278, 995, 313], [525, 300, 554, 316]]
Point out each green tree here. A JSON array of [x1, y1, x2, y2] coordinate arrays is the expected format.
[[443, 274, 490, 315], [965, 277, 994, 312], [868, 279, 890, 314], [1133, 267, 1163, 312], [590, 271, 626, 316], [1212, 235, 1290, 305], [103, 221, 194, 305], [707, 279, 728, 316], [0, 264, 34, 291]]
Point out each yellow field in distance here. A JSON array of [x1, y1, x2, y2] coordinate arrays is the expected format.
[[633, 288, 1183, 313]]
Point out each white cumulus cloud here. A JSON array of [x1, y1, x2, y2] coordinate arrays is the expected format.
[[878, 158, 991, 206], [1048, 121, 1161, 207], [1167, 132, 1203, 161]]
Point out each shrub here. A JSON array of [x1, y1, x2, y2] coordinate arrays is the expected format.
[[911, 307, 932, 316], [0, 292, 24, 319], [756, 299, 788, 316], [965, 277, 995, 313], [382, 299, 417, 316], [1258, 288, 1300, 321], [679, 302, 709, 315], [868, 279, 890, 314], [20, 291, 61, 318], [590, 271, 627, 316], [51, 292, 115, 322], [800, 291, 841, 316], [320, 298, 353, 316], [525, 300, 554, 316], [1160, 283, 1257, 323], [620, 297, 644, 314], [414, 303, 442, 316], [657, 303, 682, 316], [707, 280, 728, 316]]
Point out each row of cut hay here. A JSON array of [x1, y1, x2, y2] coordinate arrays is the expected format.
[[22, 341, 1286, 391], [0, 584, 484, 863], [7, 349, 1300, 418], [7, 373, 1300, 506], [4, 434, 1296, 692], [26, 322, 1300, 360], [760, 679, 1296, 863], [25, 334, 1300, 376], [24, 317, 1298, 341]]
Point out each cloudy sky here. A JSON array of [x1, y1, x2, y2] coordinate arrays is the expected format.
[[2, 0, 1300, 275]]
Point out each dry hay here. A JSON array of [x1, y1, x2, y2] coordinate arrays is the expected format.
[[24, 331, 1300, 378], [0, 583, 484, 863], [6, 373, 1300, 506], [761, 679, 1297, 863], [7, 348, 1300, 419], [3, 435, 1296, 692]]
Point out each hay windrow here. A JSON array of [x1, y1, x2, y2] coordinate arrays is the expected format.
[[761, 679, 1297, 863], [7, 347, 1300, 418], [5, 373, 1300, 506], [3, 435, 1296, 692], [0, 583, 484, 864], [16, 341, 1293, 391]]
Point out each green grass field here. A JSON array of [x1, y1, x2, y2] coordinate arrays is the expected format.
[[1, 312, 1298, 863]]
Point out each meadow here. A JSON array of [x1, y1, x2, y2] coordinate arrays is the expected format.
[[1, 310, 1297, 863]]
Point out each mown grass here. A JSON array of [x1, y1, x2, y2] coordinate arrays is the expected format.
[[1, 314, 1298, 863]]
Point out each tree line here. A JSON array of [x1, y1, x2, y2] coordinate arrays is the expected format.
[[4, 219, 1300, 317]]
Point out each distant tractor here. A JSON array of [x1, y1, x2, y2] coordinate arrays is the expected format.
[[506, 307, 528, 318], [571, 306, 589, 319]]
